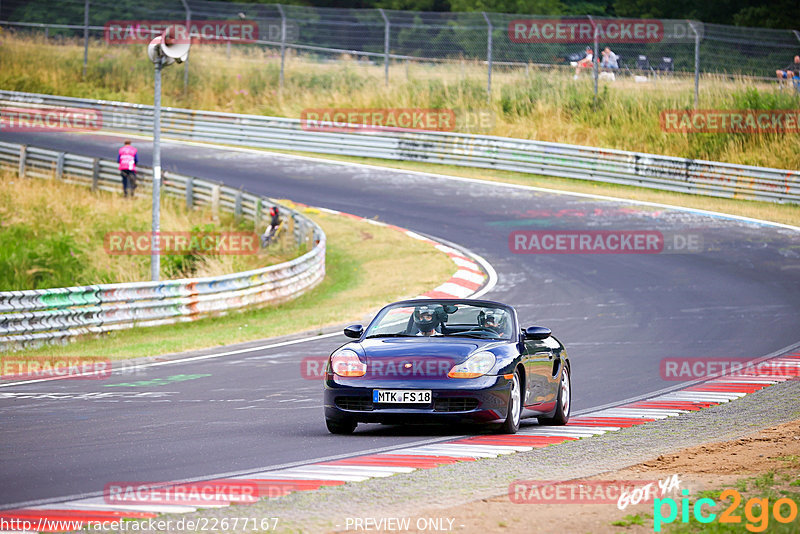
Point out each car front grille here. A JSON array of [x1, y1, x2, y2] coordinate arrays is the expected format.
[[433, 397, 479, 412], [335, 397, 374, 411]]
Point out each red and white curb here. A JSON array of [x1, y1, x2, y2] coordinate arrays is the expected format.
[[4, 351, 798, 531], [312, 206, 491, 299]]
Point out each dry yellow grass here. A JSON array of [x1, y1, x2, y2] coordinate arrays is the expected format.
[[2, 32, 798, 170]]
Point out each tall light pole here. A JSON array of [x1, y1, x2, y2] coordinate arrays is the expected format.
[[147, 27, 190, 281]]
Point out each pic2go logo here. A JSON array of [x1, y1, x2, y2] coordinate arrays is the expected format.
[[654, 489, 798, 532]]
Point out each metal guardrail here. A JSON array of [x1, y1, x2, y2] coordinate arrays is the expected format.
[[0, 140, 326, 351], [1, 90, 797, 204]]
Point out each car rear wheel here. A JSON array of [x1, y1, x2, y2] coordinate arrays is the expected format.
[[497, 369, 522, 434], [539, 366, 570, 426], [326, 417, 357, 434]]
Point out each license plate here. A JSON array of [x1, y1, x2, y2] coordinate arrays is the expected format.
[[373, 389, 432, 404]]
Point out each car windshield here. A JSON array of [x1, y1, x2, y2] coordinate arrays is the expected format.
[[364, 302, 513, 340]]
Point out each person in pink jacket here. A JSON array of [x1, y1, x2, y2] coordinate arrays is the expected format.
[[118, 140, 138, 197]]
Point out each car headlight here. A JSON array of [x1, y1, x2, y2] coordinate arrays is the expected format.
[[448, 351, 496, 379], [330, 349, 366, 377]]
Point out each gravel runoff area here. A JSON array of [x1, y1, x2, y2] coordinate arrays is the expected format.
[[142, 377, 800, 533]]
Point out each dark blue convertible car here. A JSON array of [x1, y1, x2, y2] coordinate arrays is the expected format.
[[324, 298, 571, 434]]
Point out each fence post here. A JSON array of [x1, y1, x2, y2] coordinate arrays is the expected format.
[[482, 12, 492, 101], [379, 8, 390, 87], [18, 145, 27, 179], [276, 4, 287, 91], [255, 198, 262, 227], [82, 0, 89, 78], [689, 20, 700, 109], [56, 152, 65, 180], [180, 0, 191, 92], [91, 158, 99, 191], [793, 30, 800, 43]]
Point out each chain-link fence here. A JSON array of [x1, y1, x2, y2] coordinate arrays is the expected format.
[[2, 0, 799, 104]]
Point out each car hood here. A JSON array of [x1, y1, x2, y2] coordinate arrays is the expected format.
[[357, 337, 497, 379]]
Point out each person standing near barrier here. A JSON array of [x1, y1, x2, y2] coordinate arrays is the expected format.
[[118, 140, 138, 197]]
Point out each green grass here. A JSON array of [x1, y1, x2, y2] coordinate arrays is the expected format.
[[0, 170, 296, 289], [611, 513, 648, 527], [7, 207, 455, 360]]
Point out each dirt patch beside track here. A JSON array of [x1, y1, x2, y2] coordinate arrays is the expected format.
[[400, 419, 800, 533]]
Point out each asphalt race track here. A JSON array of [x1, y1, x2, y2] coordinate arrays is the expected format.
[[1, 130, 799, 508]]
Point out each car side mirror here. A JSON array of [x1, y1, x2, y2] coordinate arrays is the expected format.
[[343, 324, 364, 339], [524, 326, 551, 340]]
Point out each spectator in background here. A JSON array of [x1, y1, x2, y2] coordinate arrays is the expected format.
[[574, 46, 594, 79], [117, 140, 138, 198], [601, 47, 619, 70], [776, 55, 800, 87]]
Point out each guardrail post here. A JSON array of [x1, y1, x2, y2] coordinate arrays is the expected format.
[[481, 12, 492, 101], [378, 8, 390, 87], [211, 184, 221, 215], [689, 20, 701, 109], [276, 4, 287, 91], [56, 152, 65, 180], [185, 176, 194, 209], [254, 198, 262, 227], [91, 158, 99, 191], [234, 189, 243, 221], [82, 0, 89, 78], [793, 30, 800, 43], [18, 145, 27, 178]]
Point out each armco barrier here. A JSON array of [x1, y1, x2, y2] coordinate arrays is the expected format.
[[0, 140, 326, 351], [1, 90, 798, 203]]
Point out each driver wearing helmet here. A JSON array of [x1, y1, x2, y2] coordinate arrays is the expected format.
[[411, 305, 445, 336], [482, 309, 507, 336]]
